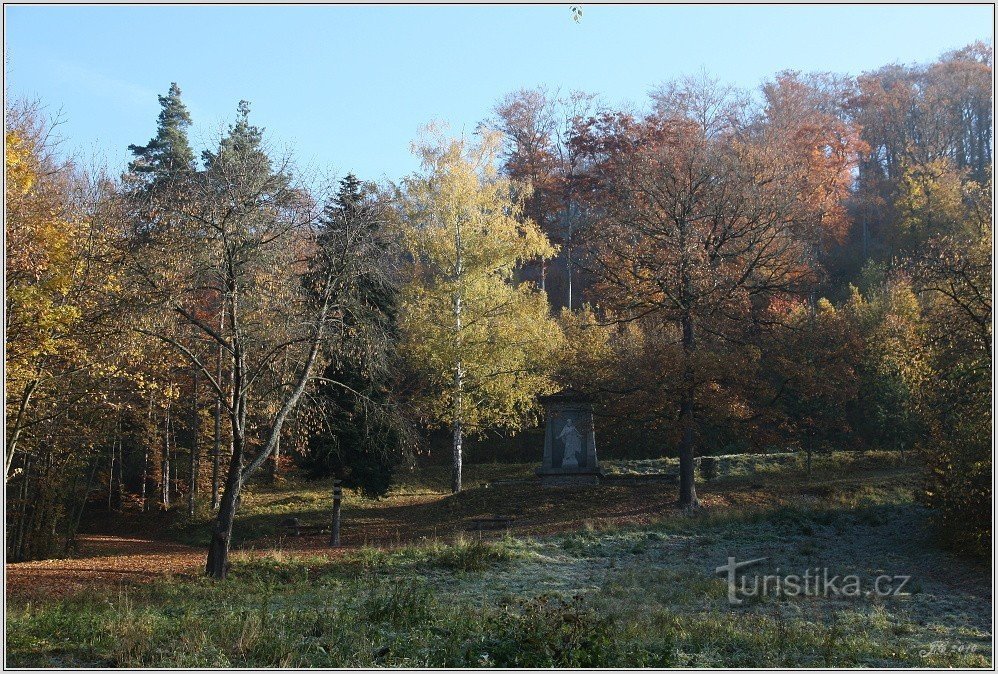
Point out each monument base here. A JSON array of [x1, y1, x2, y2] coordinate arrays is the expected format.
[[536, 469, 603, 488]]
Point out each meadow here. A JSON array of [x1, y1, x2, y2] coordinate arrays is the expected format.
[[6, 451, 991, 668]]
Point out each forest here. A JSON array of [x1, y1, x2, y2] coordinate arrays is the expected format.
[[5, 38, 992, 591]]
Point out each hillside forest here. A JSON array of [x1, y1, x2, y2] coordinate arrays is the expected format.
[[5, 42, 992, 576]]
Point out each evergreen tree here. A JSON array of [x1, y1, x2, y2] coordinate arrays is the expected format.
[[127, 83, 195, 181], [301, 175, 410, 497], [202, 101, 268, 173]]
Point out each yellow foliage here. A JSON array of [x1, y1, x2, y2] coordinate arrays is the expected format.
[[398, 129, 564, 436]]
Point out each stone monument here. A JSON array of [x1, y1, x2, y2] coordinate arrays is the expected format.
[[536, 388, 602, 486]]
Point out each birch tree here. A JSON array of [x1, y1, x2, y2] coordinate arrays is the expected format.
[[398, 128, 563, 493]]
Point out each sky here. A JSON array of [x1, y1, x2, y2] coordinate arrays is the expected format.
[[4, 4, 994, 184]]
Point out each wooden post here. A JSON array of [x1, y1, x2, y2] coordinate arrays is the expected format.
[[330, 480, 342, 547]]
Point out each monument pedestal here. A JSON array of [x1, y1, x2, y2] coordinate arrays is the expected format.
[[536, 389, 602, 487], [536, 468, 602, 487]]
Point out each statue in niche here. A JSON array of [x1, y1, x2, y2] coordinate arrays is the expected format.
[[557, 417, 583, 468]]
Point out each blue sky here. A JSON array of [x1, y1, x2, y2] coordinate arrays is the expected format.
[[4, 4, 993, 183]]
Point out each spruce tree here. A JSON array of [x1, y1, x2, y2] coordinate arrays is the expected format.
[[301, 174, 409, 497], [127, 83, 195, 181]]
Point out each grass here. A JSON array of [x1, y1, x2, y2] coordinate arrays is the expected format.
[[7, 450, 992, 668], [160, 461, 540, 548], [160, 449, 906, 549]]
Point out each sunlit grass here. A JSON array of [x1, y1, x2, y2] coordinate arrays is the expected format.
[[8, 451, 990, 668]]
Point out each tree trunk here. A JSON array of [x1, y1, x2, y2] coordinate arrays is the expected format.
[[212, 403, 221, 509], [678, 311, 698, 510], [206, 434, 243, 579], [212, 307, 224, 509], [107, 438, 116, 512], [452, 212, 465, 495], [107, 428, 124, 513], [189, 368, 199, 517], [142, 396, 152, 512], [161, 405, 171, 511], [116, 429, 124, 509], [141, 443, 149, 513], [65, 457, 100, 556], [566, 247, 573, 311], [566, 203, 574, 311], [12, 455, 32, 561], [451, 418, 463, 494], [268, 436, 281, 483], [451, 351, 464, 494], [5, 379, 38, 482]]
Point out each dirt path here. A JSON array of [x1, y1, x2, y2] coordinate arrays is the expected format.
[[4, 481, 693, 600], [5, 536, 206, 601]]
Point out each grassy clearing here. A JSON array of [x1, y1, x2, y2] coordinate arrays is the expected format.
[[163, 450, 905, 549], [7, 452, 991, 667], [162, 462, 539, 548]]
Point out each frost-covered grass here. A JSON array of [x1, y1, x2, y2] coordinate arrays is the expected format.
[[8, 462, 991, 668]]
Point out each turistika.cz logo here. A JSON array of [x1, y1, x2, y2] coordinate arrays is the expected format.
[[715, 556, 913, 606]]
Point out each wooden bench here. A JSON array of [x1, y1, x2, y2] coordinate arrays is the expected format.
[[278, 518, 329, 537]]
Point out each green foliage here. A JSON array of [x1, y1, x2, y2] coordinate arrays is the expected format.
[[127, 82, 195, 180], [299, 175, 411, 498], [848, 278, 928, 454]]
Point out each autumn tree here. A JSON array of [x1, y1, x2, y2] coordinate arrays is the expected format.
[[5, 100, 132, 558], [574, 74, 851, 508], [765, 296, 863, 473], [5, 102, 82, 482], [398, 127, 563, 493], [846, 43, 992, 264], [909, 162, 991, 554], [759, 71, 866, 253], [491, 87, 601, 309]]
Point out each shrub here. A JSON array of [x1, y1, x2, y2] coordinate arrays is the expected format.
[[426, 536, 522, 572], [482, 594, 619, 667], [363, 580, 435, 627]]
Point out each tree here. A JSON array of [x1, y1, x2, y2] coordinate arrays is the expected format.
[[398, 127, 563, 493], [766, 296, 863, 474], [123, 83, 205, 513], [909, 162, 991, 555], [127, 82, 195, 180], [491, 87, 601, 309], [5, 103, 82, 481], [573, 75, 844, 508], [846, 43, 993, 264], [759, 71, 866, 252], [5, 100, 133, 559], [129, 101, 394, 577], [849, 278, 927, 457], [299, 175, 413, 497]]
